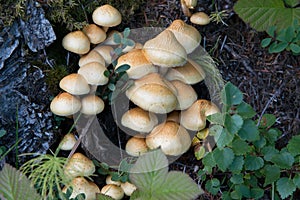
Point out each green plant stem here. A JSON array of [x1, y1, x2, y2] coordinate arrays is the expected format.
[[0, 138, 21, 161], [15, 104, 19, 169]]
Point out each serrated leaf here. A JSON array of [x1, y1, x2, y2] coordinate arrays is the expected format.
[[207, 113, 225, 125], [221, 82, 243, 107], [235, 184, 251, 198], [202, 152, 216, 168], [236, 102, 256, 118], [238, 119, 259, 142], [96, 193, 115, 200], [261, 146, 279, 161], [213, 126, 234, 148], [265, 128, 280, 144], [271, 152, 294, 169], [230, 174, 244, 184], [263, 165, 281, 186], [293, 174, 300, 188], [261, 37, 272, 47], [276, 177, 296, 199], [285, 0, 300, 8], [287, 135, 300, 156], [213, 148, 234, 172], [205, 178, 220, 195], [225, 114, 243, 134], [232, 138, 251, 155], [234, 0, 300, 32], [228, 156, 244, 172], [258, 114, 277, 128], [253, 135, 266, 148], [0, 164, 41, 200], [250, 188, 264, 199], [244, 155, 264, 170]]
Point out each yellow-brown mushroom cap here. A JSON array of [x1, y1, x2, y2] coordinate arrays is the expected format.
[[62, 30, 90, 54], [50, 92, 81, 116], [125, 136, 149, 157], [59, 73, 90, 95], [78, 62, 108, 85], [82, 24, 106, 44], [92, 4, 122, 27]]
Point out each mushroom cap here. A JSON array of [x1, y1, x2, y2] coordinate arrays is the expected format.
[[125, 135, 148, 157], [78, 50, 106, 67], [165, 58, 206, 85], [64, 152, 95, 179], [184, 0, 197, 9], [92, 4, 122, 27], [146, 121, 191, 156], [171, 80, 197, 110], [78, 62, 108, 85], [190, 12, 211, 25], [59, 133, 77, 151], [167, 19, 201, 53], [93, 45, 114, 65], [62, 30, 90, 54], [121, 107, 158, 133], [116, 49, 157, 79], [101, 184, 124, 200], [120, 182, 137, 196], [180, 99, 220, 131], [80, 94, 105, 115], [82, 24, 106, 44], [143, 30, 187, 67], [106, 175, 121, 186], [102, 30, 122, 45], [59, 73, 90, 95], [62, 177, 100, 200], [50, 92, 81, 116], [126, 73, 178, 114]]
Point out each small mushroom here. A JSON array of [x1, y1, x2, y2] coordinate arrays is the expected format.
[[126, 73, 178, 114], [106, 175, 121, 186], [146, 121, 191, 156], [80, 94, 104, 115], [82, 24, 106, 44], [184, 0, 197, 9], [78, 62, 108, 86], [190, 12, 211, 26], [79, 50, 106, 67], [165, 58, 206, 85], [142, 30, 187, 67], [64, 152, 95, 179], [62, 177, 100, 200], [120, 181, 137, 196], [50, 92, 81, 116], [59, 73, 90, 95], [170, 80, 197, 110], [62, 30, 90, 54], [92, 4, 122, 28], [101, 184, 124, 200], [59, 133, 77, 151], [121, 107, 158, 133], [167, 19, 201, 53], [166, 111, 180, 123], [125, 135, 148, 157], [93, 45, 114, 65], [102, 30, 122, 45], [180, 99, 220, 131]]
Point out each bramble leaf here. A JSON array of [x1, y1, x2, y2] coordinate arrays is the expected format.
[[228, 156, 244, 173], [261, 146, 279, 161], [230, 174, 244, 184], [258, 114, 277, 128], [232, 138, 251, 155], [271, 151, 294, 169], [212, 126, 234, 148], [205, 178, 220, 195], [263, 165, 281, 186], [207, 113, 225, 125], [287, 135, 300, 156], [238, 119, 259, 142], [236, 102, 256, 118], [225, 114, 243, 134], [221, 82, 243, 107], [276, 177, 296, 199], [213, 148, 234, 172], [244, 155, 264, 170]]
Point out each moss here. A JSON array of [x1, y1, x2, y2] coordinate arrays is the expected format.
[[0, 0, 27, 27], [45, 64, 69, 95]]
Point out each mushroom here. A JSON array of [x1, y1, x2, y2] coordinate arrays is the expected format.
[[125, 135, 148, 157], [180, 99, 220, 131], [184, 0, 197, 9], [142, 30, 187, 67], [116, 49, 157, 79], [78, 50, 106, 67], [92, 4, 122, 29], [167, 19, 201, 53], [101, 184, 124, 200], [50, 92, 81, 116], [102, 30, 122, 45], [64, 152, 95, 179], [165, 58, 206, 85], [59, 73, 90, 95], [62, 30, 90, 54], [166, 111, 180, 123], [82, 24, 106, 44], [106, 175, 121, 186], [80, 94, 104, 115], [190, 12, 211, 26], [125, 73, 178, 114], [59, 133, 77, 151], [93, 45, 114, 65], [120, 181, 137, 196], [146, 121, 191, 156], [78, 62, 108, 86], [62, 177, 100, 200], [121, 107, 158, 133], [170, 80, 197, 110]]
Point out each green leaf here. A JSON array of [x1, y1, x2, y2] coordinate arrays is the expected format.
[[261, 146, 279, 161], [261, 37, 272, 47], [250, 188, 264, 199], [285, 0, 300, 8], [123, 27, 131, 38], [244, 155, 264, 170], [207, 113, 225, 125], [253, 135, 266, 149], [228, 156, 244, 172], [230, 174, 244, 184], [265, 128, 280, 144], [103, 70, 110, 77], [238, 119, 259, 142], [232, 138, 251, 155], [202, 152, 216, 168], [114, 47, 123, 55], [287, 135, 300, 156], [271, 151, 294, 169], [263, 165, 281, 186], [124, 39, 135, 47], [205, 178, 220, 195], [113, 32, 122, 44], [115, 64, 130, 74], [236, 102, 256, 118], [0, 129, 6, 138], [269, 41, 289, 53], [234, 0, 300, 32], [213, 126, 234, 148], [194, 145, 206, 160], [234, 184, 251, 198], [0, 164, 41, 200], [221, 82, 243, 107], [96, 193, 115, 200], [225, 114, 243, 134], [213, 148, 234, 172], [290, 43, 300, 53], [293, 174, 300, 188], [108, 83, 116, 91], [267, 26, 277, 37], [276, 177, 296, 199]]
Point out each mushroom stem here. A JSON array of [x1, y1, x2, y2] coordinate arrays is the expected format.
[[89, 85, 98, 94]]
